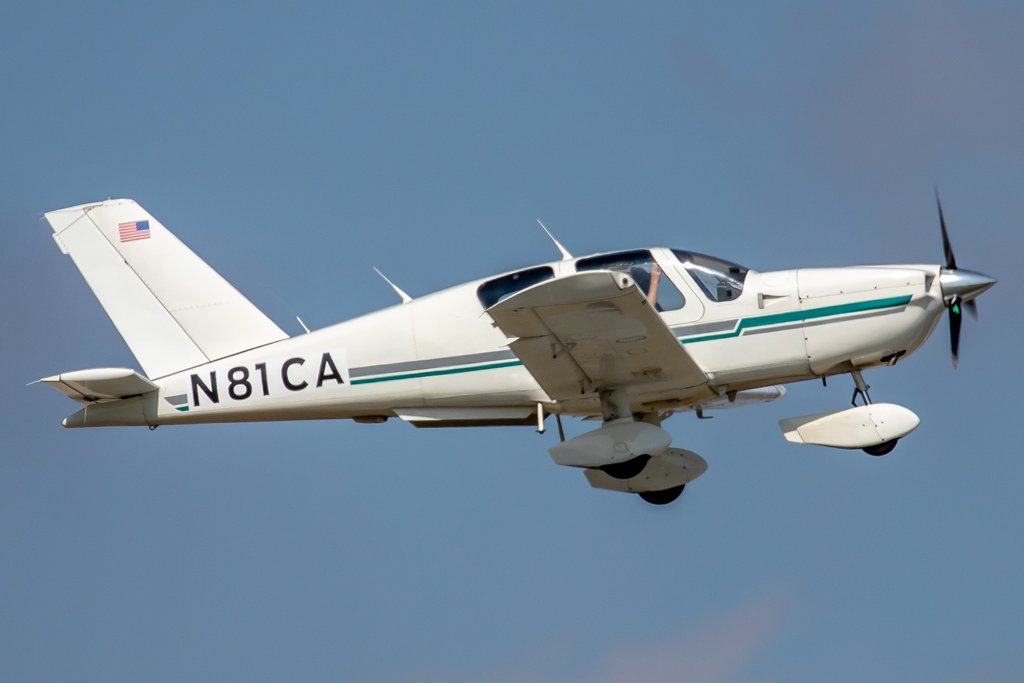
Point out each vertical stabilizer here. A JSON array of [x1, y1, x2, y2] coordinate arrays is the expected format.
[[44, 198, 288, 378]]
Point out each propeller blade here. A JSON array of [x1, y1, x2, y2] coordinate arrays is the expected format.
[[949, 295, 962, 368], [935, 188, 958, 270], [965, 297, 978, 320]]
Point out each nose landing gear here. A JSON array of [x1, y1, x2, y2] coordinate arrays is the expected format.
[[779, 370, 919, 452], [849, 370, 898, 456], [862, 440, 898, 456]]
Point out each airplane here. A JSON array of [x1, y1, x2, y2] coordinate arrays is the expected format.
[[36, 197, 995, 505]]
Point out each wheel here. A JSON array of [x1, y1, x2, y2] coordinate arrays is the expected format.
[[600, 454, 651, 480], [639, 484, 685, 505], [863, 439, 898, 456]]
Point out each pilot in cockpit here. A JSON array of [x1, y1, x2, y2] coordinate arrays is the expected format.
[[630, 262, 663, 311]]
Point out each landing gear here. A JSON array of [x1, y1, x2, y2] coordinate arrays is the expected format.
[[850, 369, 872, 406], [562, 389, 706, 504], [639, 484, 685, 505], [850, 370, 899, 455], [600, 454, 651, 479], [863, 439, 898, 456], [781, 371, 920, 452]]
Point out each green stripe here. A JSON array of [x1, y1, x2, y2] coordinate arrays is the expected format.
[[348, 295, 912, 384], [351, 360, 523, 385], [680, 295, 912, 344]]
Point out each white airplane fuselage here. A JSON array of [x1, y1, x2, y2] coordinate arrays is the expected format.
[[62, 248, 946, 429], [40, 197, 997, 504]]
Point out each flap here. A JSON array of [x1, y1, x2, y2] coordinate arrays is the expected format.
[[38, 367, 159, 404], [395, 407, 537, 428], [486, 271, 708, 401]]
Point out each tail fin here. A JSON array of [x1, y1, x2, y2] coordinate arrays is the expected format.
[[45, 198, 288, 378]]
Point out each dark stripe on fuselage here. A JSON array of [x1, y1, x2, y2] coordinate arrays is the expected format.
[[349, 349, 518, 379], [669, 319, 738, 338], [342, 295, 913, 383]]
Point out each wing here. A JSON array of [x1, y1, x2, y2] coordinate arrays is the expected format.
[[486, 271, 709, 401]]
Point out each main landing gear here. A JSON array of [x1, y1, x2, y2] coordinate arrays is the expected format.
[[546, 388, 708, 506], [638, 484, 685, 505], [600, 454, 651, 480]]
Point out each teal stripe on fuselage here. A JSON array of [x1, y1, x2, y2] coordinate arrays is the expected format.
[[679, 295, 912, 345], [347, 295, 913, 384]]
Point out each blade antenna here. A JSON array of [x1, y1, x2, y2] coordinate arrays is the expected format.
[[537, 219, 573, 260], [372, 266, 413, 304]]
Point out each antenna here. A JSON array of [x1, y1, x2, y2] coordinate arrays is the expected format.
[[373, 266, 413, 304], [537, 219, 573, 260], [295, 316, 311, 334]]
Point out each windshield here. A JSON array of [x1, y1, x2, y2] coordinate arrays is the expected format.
[[672, 250, 748, 302]]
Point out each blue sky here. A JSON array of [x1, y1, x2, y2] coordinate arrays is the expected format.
[[2, 1, 1022, 681]]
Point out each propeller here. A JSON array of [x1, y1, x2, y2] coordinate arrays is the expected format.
[[948, 294, 962, 367], [935, 189, 994, 367]]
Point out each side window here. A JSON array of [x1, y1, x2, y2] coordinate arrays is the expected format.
[[575, 250, 685, 312], [672, 250, 748, 302], [477, 266, 555, 308]]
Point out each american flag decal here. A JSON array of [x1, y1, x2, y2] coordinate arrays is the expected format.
[[118, 220, 151, 242]]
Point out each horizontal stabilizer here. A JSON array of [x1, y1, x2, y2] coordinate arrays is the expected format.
[[38, 367, 158, 404]]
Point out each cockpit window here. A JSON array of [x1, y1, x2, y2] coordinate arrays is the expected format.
[[478, 266, 555, 308], [672, 249, 748, 302], [575, 249, 685, 312]]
